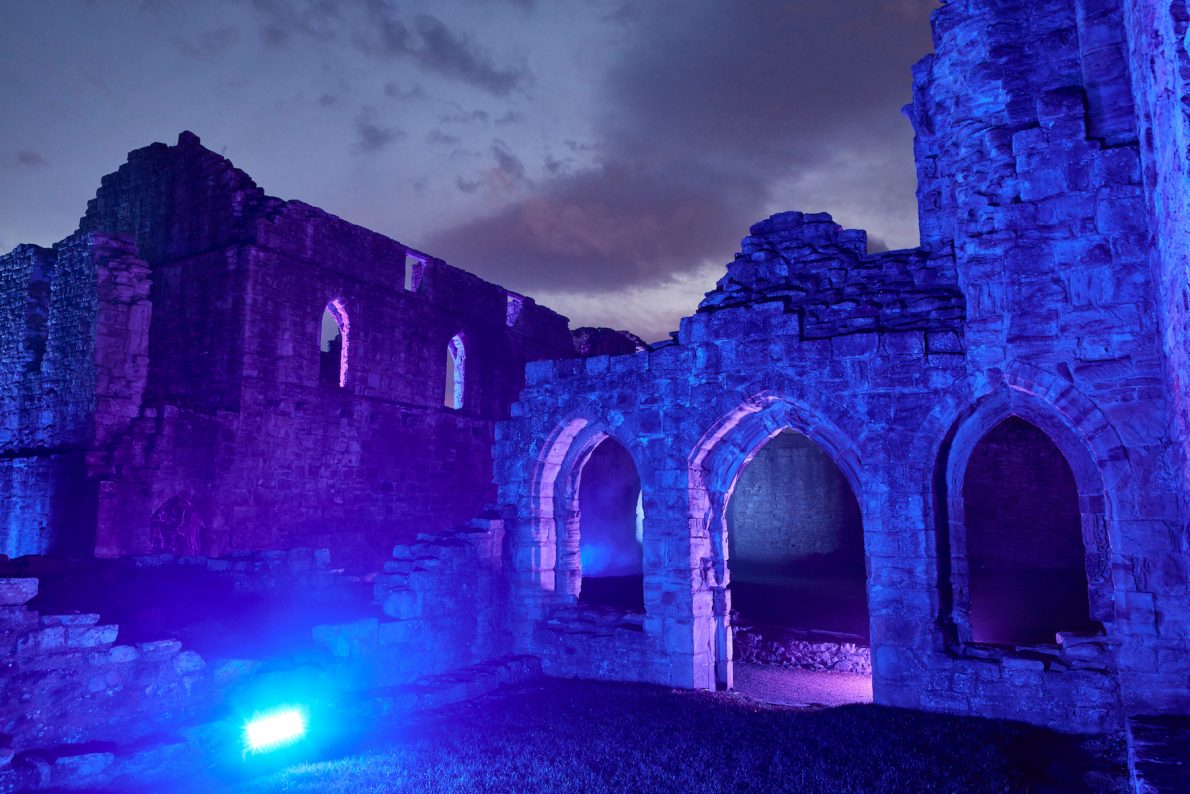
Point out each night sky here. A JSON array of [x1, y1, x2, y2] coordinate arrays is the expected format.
[[1, 0, 938, 342]]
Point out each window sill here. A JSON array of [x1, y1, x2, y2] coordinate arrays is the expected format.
[[949, 629, 1117, 672]]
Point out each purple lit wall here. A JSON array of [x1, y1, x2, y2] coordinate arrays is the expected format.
[[0, 133, 578, 566], [1125, 0, 1190, 528], [2, 0, 1189, 742], [727, 431, 864, 575]]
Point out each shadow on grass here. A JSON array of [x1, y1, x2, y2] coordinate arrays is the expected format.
[[209, 679, 1130, 794]]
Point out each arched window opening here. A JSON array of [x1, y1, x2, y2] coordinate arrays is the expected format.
[[577, 437, 644, 612], [319, 300, 348, 388], [962, 417, 1094, 644], [726, 430, 868, 641], [445, 333, 465, 409]]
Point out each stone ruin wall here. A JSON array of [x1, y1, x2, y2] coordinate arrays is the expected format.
[[0, 575, 223, 790], [0, 535, 538, 790], [725, 430, 864, 570], [1125, 0, 1190, 531], [0, 0, 1186, 746], [913, 0, 1188, 718], [490, 0, 1190, 732], [1, 233, 152, 558], [1, 133, 577, 567], [494, 241, 972, 687]]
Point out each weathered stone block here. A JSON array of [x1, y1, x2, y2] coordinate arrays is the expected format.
[[312, 618, 379, 657], [378, 619, 424, 645], [67, 624, 119, 648], [17, 626, 66, 653], [40, 613, 101, 627], [172, 650, 205, 674], [0, 578, 38, 606], [136, 639, 182, 658]]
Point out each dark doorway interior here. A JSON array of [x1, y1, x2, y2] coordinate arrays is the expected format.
[[578, 438, 644, 612], [963, 417, 1095, 645], [727, 431, 868, 641]]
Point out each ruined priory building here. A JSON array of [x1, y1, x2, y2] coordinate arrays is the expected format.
[[2, 0, 1189, 734]]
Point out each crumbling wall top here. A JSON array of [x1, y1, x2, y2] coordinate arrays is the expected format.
[[698, 211, 964, 339]]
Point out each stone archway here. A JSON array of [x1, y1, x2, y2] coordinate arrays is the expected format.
[[726, 429, 868, 639], [959, 416, 1094, 643], [529, 416, 647, 610], [688, 393, 870, 691], [934, 384, 1117, 645]]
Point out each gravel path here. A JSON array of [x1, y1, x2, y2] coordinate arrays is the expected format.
[[733, 662, 873, 708]]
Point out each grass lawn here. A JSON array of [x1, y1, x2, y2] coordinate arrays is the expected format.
[[235, 678, 1127, 793]]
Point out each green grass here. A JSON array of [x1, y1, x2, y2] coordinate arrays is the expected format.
[[237, 679, 1127, 793]]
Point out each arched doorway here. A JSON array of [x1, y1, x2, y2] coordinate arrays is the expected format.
[[689, 396, 873, 696], [726, 430, 868, 641]]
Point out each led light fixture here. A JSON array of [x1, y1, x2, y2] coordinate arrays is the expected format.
[[244, 707, 307, 754]]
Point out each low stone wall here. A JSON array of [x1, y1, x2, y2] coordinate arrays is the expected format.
[[0, 577, 238, 790], [903, 634, 1123, 732], [0, 569, 545, 792], [733, 625, 872, 675], [531, 606, 652, 682], [311, 515, 512, 688], [0, 547, 350, 597], [0, 549, 370, 656]]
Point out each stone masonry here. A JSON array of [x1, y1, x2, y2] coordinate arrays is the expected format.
[[493, 0, 1190, 732], [1, 0, 1188, 740], [1, 132, 576, 566]]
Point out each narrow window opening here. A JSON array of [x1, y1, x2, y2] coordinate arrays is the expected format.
[[445, 333, 465, 409], [505, 293, 524, 327], [962, 417, 1094, 644], [404, 254, 424, 292], [577, 438, 644, 612], [24, 258, 51, 373], [319, 300, 348, 388]]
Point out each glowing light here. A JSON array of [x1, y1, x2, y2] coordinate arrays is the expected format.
[[244, 707, 307, 753]]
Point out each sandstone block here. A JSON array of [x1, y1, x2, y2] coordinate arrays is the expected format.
[[67, 625, 119, 648], [173, 650, 205, 674], [0, 578, 37, 606], [312, 618, 378, 657], [382, 588, 422, 620], [136, 639, 182, 658], [40, 613, 100, 627]]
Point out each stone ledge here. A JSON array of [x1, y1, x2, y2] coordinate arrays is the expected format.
[[0, 578, 38, 606]]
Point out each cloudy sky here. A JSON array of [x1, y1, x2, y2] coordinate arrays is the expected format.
[[0, 0, 938, 342]]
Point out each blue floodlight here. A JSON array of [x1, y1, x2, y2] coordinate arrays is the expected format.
[[244, 707, 307, 754]]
